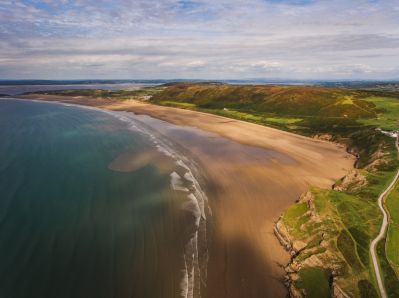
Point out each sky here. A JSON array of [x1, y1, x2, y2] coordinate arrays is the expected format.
[[0, 0, 399, 80]]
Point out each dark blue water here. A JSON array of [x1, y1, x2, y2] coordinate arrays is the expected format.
[[0, 99, 198, 298]]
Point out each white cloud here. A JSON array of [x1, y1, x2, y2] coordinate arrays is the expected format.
[[0, 0, 398, 79]]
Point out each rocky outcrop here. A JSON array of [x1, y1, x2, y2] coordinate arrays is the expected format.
[[313, 134, 334, 142], [274, 221, 293, 252], [365, 144, 390, 172], [274, 191, 346, 298], [334, 169, 367, 192], [333, 284, 351, 298], [365, 156, 389, 172]]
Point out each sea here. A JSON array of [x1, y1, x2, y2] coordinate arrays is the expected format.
[[0, 83, 208, 298]]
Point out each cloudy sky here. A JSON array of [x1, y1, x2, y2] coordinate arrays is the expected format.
[[1, 0, 399, 80]]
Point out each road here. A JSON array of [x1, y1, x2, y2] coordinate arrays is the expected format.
[[370, 135, 399, 298]]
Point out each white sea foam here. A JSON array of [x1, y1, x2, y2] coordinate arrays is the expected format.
[[155, 144, 175, 158], [170, 172, 190, 192], [184, 193, 201, 227]]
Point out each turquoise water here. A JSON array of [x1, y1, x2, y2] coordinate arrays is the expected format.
[[0, 99, 201, 298]]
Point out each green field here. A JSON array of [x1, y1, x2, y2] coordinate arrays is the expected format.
[[377, 236, 399, 297], [295, 267, 332, 298], [158, 100, 196, 109], [360, 97, 399, 130], [281, 202, 309, 238], [207, 108, 306, 128], [386, 182, 399, 276]]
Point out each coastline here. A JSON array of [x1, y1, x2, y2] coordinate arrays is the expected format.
[[14, 95, 355, 297]]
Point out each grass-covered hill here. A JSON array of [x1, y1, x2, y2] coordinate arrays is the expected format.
[[151, 83, 377, 119]]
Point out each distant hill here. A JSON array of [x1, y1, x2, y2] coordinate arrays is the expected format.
[[151, 83, 377, 119]]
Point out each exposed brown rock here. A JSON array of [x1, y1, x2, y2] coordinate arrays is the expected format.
[[313, 134, 334, 142], [334, 169, 367, 192]]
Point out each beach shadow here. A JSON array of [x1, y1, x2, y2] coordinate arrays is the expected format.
[[203, 233, 288, 298]]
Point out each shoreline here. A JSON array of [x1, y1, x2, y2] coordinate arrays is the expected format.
[[105, 109, 212, 298], [11, 95, 355, 297]]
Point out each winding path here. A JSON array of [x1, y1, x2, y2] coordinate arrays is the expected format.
[[370, 135, 399, 298]]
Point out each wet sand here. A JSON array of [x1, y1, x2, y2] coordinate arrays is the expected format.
[[19, 95, 355, 297]]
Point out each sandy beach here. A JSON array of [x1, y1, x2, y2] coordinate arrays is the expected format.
[[19, 94, 355, 297]]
